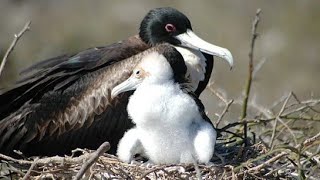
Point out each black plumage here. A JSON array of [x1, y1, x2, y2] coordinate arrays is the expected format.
[[0, 7, 233, 157]]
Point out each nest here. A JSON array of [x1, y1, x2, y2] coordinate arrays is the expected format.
[[0, 140, 275, 179], [1, 128, 319, 180]]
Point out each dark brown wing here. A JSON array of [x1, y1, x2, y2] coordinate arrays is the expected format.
[[0, 35, 148, 120], [0, 36, 149, 156]]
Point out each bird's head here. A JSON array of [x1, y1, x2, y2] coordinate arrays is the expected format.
[[111, 44, 187, 98], [139, 7, 233, 68]]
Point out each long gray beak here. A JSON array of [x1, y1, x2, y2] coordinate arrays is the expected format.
[[111, 77, 141, 99], [175, 29, 234, 68]]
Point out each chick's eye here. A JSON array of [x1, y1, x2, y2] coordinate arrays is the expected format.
[[165, 24, 176, 32], [135, 70, 140, 75]]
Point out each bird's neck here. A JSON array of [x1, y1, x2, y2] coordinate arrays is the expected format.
[[173, 46, 207, 92]]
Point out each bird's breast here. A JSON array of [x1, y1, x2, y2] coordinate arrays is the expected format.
[[174, 46, 207, 91], [127, 83, 201, 127]]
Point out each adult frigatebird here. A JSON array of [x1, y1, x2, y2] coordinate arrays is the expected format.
[[112, 44, 216, 164], [0, 7, 232, 156]]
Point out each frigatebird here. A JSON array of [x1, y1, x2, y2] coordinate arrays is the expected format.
[[112, 44, 216, 164], [0, 7, 232, 156]]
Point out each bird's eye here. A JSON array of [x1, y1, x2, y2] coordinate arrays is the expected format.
[[135, 70, 140, 75], [165, 24, 176, 32]]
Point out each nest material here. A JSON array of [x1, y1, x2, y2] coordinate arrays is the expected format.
[[0, 142, 266, 179], [0, 138, 313, 180]]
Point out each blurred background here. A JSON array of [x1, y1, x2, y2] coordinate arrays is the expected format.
[[0, 0, 319, 121]]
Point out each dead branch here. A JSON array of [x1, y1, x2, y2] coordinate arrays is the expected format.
[[303, 132, 320, 147], [21, 157, 38, 180], [216, 100, 234, 127], [0, 21, 31, 77], [252, 57, 267, 79], [0, 153, 32, 165], [241, 8, 261, 120], [269, 92, 291, 149], [247, 151, 288, 173], [207, 82, 234, 127], [74, 141, 110, 180]]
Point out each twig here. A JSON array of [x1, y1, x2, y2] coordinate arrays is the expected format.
[[0, 153, 32, 165], [0, 21, 31, 77], [139, 165, 183, 180], [240, 8, 261, 120], [282, 101, 320, 117], [215, 99, 234, 127], [280, 115, 320, 122], [234, 148, 286, 172], [291, 92, 320, 113], [252, 57, 267, 79], [207, 82, 234, 127], [269, 92, 292, 149], [218, 119, 274, 132], [247, 151, 288, 173], [302, 132, 320, 148], [74, 142, 110, 180], [276, 118, 298, 145], [21, 157, 38, 180]]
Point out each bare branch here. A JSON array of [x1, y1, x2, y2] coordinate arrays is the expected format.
[[269, 92, 292, 149], [215, 99, 234, 127], [252, 57, 267, 79], [241, 8, 262, 120], [0, 21, 31, 77], [74, 142, 110, 180], [22, 157, 38, 180], [207, 82, 234, 127], [247, 151, 288, 173], [302, 132, 320, 148]]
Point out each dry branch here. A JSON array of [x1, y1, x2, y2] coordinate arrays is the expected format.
[[269, 92, 292, 149], [21, 157, 38, 180], [74, 142, 110, 180], [207, 82, 234, 127], [0, 21, 31, 77], [241, 8, 261, 120]]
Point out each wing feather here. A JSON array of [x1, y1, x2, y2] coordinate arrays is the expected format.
[[0, 36, 149, 156]]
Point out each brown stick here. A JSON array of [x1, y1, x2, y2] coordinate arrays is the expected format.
[[0, 21, 31, 77], [247, 151, 288, 173], [21, 157, 38, 180], [206, 82, 234, 127], [241, 9, 261, 120], [215, 99, 234, 127], [269, 92, 292, 149], [74, 142, 110, 180], [302, 132, 320, 148], [0, 153, 32, 165]]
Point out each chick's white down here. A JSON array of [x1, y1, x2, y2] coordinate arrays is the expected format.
[[116, 51, 216, 164]]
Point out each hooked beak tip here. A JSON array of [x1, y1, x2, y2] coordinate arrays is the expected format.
[[221, 48, 234, 70], [110, 90, 117, 100]]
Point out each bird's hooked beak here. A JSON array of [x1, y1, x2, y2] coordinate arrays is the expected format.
[[175, 29, 234, 69], [111, 76, 142, 99]]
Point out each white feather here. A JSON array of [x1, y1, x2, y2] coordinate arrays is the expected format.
[[174, 46, 206, 91], [116, 52, 216, 164]]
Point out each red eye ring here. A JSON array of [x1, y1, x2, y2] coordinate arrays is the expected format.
[[165, 24, 176, 32]]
